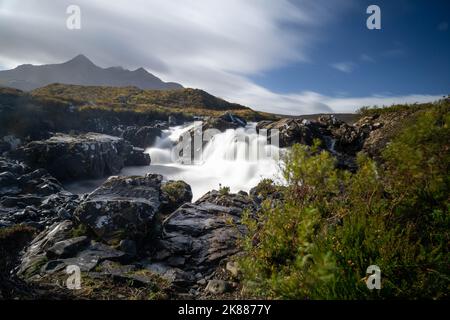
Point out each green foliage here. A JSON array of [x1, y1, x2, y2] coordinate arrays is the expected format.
[[240, 103, 450, 299], [251, 178, 280, 198], [219, 185, 231, 196], [71, 223, 89, 238], [162, 180, 188, 199], [357, 95, 449, 118]]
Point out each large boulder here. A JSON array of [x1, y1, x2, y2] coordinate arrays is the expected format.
[[186, 112, 247, 139], [17, 220, 75, 279], [74, 174, 163, 245], [354, 111, 412, 161], [125, 147, 152, 166], [10, 133, 150, 181], [121, 126, 162, 148], [256, 118, 323, 148], [256, 115, 379, 171], [317, 115, 367, 155], [143, 190, 257, 289]]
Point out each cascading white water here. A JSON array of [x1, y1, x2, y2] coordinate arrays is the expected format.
[[66, 123, 284, 201], [123, 123, 283, 200]]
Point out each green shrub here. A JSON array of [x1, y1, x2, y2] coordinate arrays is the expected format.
[[240, 103, 450, 299], [219, 185, 231, 196]]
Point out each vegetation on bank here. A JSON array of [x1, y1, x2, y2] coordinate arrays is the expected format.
[[0, 84, 275, 139], [239, 100, 450, 299], [30, 84, 275, 120]]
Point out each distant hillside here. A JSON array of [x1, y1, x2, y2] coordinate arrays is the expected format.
[[0, 54, 182, 91], [31, 83, 251, 113], [0, 84, 274, 139]]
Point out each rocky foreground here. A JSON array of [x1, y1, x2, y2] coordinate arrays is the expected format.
[[0, 107, 399, 299]]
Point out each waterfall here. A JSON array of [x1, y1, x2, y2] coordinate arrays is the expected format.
[[65, 122, 283, 201], [141, 123, 283, 200]]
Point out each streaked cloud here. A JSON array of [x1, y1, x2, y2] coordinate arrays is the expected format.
[[0, 0, 444, 115], [360, 54, 375, 63], [331, 62, 356, 73]]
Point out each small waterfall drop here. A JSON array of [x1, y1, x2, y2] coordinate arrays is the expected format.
[[66, 122, 283, 201], [141, 123, 283, 200]]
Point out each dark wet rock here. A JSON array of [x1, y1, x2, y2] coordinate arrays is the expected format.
[[256, 115, 376, 171], [46, 236, 89, 259], [0, 157, 27, 176], [124, 147, 151, 166], [218, 112, 247, 127], [121, 126, 162, 148], [74, 174, 163, 245], [256, 118, 323, 148], [45, 242, 126, 272], [0, 157, 79, 229], [0, 141, 10, 154], [119, 239, 137, 258], [147, 190, 257, 289], [17, 219, 127, 280], [18, 220, 74, 279], [317, 115, 367, 155], [10, 133, 150, 181], [201, 112, 247, 132]]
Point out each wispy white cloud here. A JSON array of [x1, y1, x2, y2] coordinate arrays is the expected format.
[[360, 54, 375, 63], [0, 0, 443, 115], [331, 62, 356, 73]]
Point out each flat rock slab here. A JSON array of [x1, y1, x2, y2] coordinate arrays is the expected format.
[[147, 191, 256, 288], [41, 241, 127, 274], [11, 133, 150, 181], [74, 174, 163, 244]]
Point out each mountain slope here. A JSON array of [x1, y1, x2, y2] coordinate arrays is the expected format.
[[0, 54, 183, 91], [0, 84, 274, 139], [30, 83, 250, 111]]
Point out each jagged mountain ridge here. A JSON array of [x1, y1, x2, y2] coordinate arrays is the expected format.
[[0, 54, 183, 91]]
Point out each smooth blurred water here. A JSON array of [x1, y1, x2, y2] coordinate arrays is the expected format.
[[65, 123, 283, 201]]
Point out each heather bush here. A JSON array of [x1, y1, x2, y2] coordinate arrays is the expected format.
[[240, 103, 449, 299]]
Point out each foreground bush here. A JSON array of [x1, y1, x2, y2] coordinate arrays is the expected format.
[[240, 102, 449, 299]]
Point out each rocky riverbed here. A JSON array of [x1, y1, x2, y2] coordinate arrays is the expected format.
[[0, 109, 394, 299]]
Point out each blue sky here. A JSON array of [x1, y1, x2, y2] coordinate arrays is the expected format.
[[0, 0, 449, 114], [253, 0, 450, 97]]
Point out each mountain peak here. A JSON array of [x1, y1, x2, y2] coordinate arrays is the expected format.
[[134, 67, 147, 73], [0, 55, 183, 91], [65, 54, 95, 66]]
